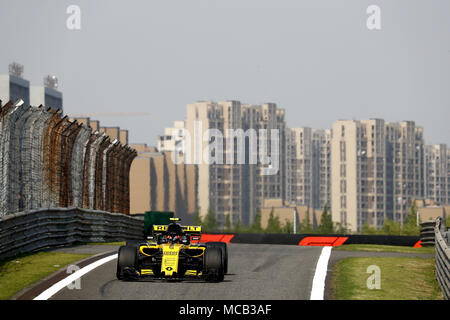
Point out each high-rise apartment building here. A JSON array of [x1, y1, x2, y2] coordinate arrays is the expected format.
[[185, 101, 245, 227], [0, 63, 30, 107], [286, 127, 331, 210], [30, 75, 63, 112], [385, 121, 424, 222], [288, 127, 313, 207], [424, 144, 450, 205], [257, 104, 286, 205], [140, 97, 450, 233], [312, 129, 332, 210], [184, 101, 287, 227], [157, 120, 186, 154], [242, 103, 287, 224], [331, 119, 424, 232], [1, 64, 63, 112], [285, 128, 297, 205]]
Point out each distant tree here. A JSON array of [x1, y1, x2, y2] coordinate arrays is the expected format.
[[249, 209, 263, 233], [284, 219, 293, 234], [265, 208, 282, 233], [361, 221, 378, 235], [361, 215, 416, 236], [382, 218, 402, 235], [224, 214, 232, 233], [300, 207, 313, 234], [403, 199, 420, 235], [192, 208, 202, 226], [233, 218, 245, 233], [334, 222, 348, 234], [203, 207, 218, 232], [318, 203, 333, 234], [293, 208, 300, 234]]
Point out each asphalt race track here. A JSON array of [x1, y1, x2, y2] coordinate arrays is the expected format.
[[51, 244, 324, 300]]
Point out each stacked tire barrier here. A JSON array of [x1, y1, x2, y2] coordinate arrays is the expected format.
[[0, 100, 137, 217], [420, 221, 436, 247], [0, 207, 144, 260], [435, 217, 450, 300]]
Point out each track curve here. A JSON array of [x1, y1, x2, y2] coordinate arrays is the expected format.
[[51, 243, 324, 300]]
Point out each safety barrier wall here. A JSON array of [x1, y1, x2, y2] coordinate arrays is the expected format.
[[0, 100, 137, 216], [0, 207, 144, 260], [199, 233, 421, 247], [435, 217, 450, 300]]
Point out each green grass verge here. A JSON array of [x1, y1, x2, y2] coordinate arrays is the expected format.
[[0, 251, 90, 300], [335, 244, 435, 254], [331, 256, 443, 300]]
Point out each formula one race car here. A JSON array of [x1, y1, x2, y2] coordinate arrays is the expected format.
[[116, 218, 227, 282]]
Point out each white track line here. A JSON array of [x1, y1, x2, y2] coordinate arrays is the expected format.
[[310, 246, 332, 300], [33, 253, 118, 300]]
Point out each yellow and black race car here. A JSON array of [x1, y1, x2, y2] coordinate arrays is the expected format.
[[116, 218, 227, 282]]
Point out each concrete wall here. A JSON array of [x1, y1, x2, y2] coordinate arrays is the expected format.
[[418, 207, 448, 222], [260, 204, 322, 230], [129, 145, 198, 222], [129, 157, 151, 214]]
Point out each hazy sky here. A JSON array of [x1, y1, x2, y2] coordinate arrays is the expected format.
[[1, 0, 449, 146]]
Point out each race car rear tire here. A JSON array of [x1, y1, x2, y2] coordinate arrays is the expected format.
[[117, 245, 137, 280], [203, 247, 224, 282], [206, 242, 228, 274]]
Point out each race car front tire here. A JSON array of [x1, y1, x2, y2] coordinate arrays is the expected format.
[[117, 245, 137, 280], [203, 247, 224, 282], [206, 242, 228, 274]]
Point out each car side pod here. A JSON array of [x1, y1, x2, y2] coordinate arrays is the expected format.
[[203, 246, 224, 282]]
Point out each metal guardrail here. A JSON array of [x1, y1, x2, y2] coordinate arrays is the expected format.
[[435, 217, 450, 300], [0, 207, 144, 260]]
